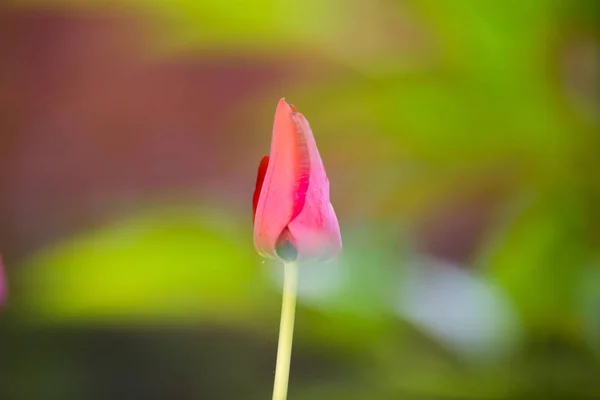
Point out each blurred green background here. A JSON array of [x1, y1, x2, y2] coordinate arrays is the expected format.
[[0, 0, 599, 399]]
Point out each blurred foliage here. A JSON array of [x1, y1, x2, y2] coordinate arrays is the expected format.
[[2, 0, 600, 398], [17, 206, 268, 324]]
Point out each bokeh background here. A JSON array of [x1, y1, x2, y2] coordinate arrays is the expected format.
[[1, 0, 600, 399]]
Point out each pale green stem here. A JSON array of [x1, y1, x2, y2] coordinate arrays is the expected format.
[[272, 261, 298, 400]]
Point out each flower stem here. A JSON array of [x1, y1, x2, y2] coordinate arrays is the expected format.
[[272, 261, 298, 400]]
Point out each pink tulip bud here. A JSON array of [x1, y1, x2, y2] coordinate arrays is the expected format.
[[253, 98, 342, 263]]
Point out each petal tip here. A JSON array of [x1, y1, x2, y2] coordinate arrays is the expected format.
[[276, 97, 298, 113]]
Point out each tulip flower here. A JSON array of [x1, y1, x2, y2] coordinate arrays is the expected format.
[[253, 98, 342, 400], [253, 98, 342, 262]]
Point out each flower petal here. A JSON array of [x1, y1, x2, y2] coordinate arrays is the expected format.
[[253, 98, 310, 259], [252, 155, 269, 222], [286, 112, 342, 262]]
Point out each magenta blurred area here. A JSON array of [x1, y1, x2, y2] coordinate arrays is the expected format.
[[0, 7, 299, 261]]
